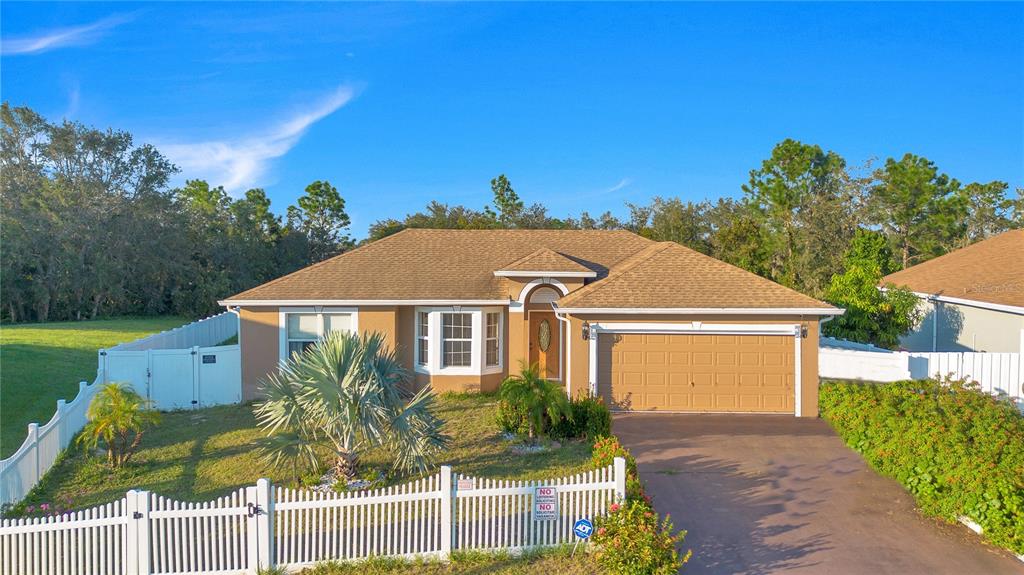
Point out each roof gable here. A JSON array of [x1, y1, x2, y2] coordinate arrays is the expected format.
[[881, 230, 1024, 308], [495, 247, 596, 277]]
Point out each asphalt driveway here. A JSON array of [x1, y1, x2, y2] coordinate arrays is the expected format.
[[614, 413, 1024, 575]]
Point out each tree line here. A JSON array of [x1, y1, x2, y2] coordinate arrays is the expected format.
[[1, 104, 352, 322], [3, 103, 1021, 346]]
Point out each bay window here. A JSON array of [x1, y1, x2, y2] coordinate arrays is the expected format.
[[485, 311, 501, 367], [415, 307, 503, 374]]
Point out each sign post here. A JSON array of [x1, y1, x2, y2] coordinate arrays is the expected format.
[[571, 518, 594, 557]]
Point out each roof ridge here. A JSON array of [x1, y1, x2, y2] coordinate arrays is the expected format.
[[559, 242, 676, 306]]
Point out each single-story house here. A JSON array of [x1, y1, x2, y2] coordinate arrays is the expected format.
[[882, 229, 1024, 353], [220, 229, 842, 417]]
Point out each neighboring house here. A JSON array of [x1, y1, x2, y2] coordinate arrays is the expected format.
[[219, 229, 841, 417], [882, 229, 1024, 353]]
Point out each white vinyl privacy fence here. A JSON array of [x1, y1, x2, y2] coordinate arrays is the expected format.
[[0, 376, 102, 509], [106, 313, 237, 352], [0, 314, 241, 508], [0, 459, 626, 574], [819, 338, 1024, 410]]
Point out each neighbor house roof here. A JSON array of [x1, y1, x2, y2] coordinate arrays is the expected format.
[[222, 228, 838, 313], [881, 229, 1024, 311]]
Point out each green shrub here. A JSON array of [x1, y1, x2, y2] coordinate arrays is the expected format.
[[550, 396, 612, 440], [495, 396, 531, 436], [591, 499, 690, 574], [77, 382, 161, 468], [820, 378, 1024, 554], [591, 435, 647, 504], [496, 362, 571, 439]]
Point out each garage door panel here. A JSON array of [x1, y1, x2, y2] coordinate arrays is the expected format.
[[601, 332, 794, 413]]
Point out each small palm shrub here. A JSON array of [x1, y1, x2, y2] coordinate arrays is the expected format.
[[255, 331, 449, 482], [591, 500, 690, 574], [77, 382, 161, 468], [821, 377, 1024, 554], [550, 395, 612, 440], [497, 362, 570, 440]]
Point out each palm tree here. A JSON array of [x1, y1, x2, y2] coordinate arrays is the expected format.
[[78, 382, 161, 468], [499, 362, 571, 440], [254, 331, 449, 481]]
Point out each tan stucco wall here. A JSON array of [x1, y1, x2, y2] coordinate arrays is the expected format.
[[359, 306, 400, 355], [239, 307, 280, 401], [414, 372, 505, 394], [564, 313, 822, 417], [900, 299, 1024, 353]]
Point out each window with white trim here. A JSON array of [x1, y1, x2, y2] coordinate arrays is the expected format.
[[442, 312, 472, 367], [416, 311, 429, 366], [283, 310, 356, 358], [485, 311, 500, 367], [286, 313, 319, 357]]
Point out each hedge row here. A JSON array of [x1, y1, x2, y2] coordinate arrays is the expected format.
[[820, 378, 1024, 554]]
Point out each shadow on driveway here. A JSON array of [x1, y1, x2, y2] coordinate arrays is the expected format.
[[614, 413, 1023, 575]]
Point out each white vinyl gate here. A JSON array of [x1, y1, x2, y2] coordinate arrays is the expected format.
[[0, 459, 626, 574], [100, 345, 241, 410]]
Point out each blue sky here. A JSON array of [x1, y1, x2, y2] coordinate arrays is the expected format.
[[3, 2, 1022, 238]]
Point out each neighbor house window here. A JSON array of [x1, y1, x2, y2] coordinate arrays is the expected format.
[[416, 311, 429, 366], [286, 313, 319, 357], [442, 313, 472, 367], [485, 312, 500, 367]]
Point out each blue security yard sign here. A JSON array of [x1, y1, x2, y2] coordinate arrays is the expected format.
[[573, 518, 594, 539]]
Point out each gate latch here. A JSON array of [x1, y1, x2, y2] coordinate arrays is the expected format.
[[247, 503, 263, 517], [133, 511, 144, 519]]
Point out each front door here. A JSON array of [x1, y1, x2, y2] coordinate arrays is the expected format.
[[529, 311, 561, 380]]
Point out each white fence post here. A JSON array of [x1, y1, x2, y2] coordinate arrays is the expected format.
[[27, 423, 39, 485], [257, 478, 273, 570], [440, 465, 453, 559], [126, 490, 140, 575], [136, 490, 153, 575], [613, 456, 626, 502]]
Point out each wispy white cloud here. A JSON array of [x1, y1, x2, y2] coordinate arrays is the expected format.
[[604, 178, 632, 194], [2, 14, 133, 56], [159, 86, 356, 192]]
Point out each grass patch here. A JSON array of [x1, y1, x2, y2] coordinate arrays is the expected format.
[[21, 393, 594, 512], [0, 316, 187, 458], [302, 546, 602, 574]]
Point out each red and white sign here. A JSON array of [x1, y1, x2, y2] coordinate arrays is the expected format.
[[457, 478, 475, 490], [533, 486, 558, 521]]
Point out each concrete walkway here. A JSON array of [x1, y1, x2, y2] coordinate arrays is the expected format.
[[614, 413, 1023, 575]]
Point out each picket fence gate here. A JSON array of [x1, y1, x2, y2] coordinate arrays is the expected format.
[[0, 458, 626, 574]]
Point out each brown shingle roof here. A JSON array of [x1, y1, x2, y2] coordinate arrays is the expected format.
[[225, 229, 651, 302], [881, 229, 1024, 308], [223, 228, 836, 311], [497, 247, 594, 275], [558, 242, 835, 310]]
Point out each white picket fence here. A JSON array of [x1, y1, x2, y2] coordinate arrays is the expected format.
[[819, 339, 1024, 410], [0, 376, 102, 509], [0, 313, 242, 509], [107, 312, 237, 352], [0, 459, 626, 574]]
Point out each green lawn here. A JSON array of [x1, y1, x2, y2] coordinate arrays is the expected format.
[[303, 546, 603, 574], [21, 393, 595, 512], [0, 317, 187, 458]]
